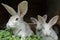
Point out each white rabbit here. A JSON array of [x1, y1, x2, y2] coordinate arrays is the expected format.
[[1, 1, 33, 40], [31, 14, 47, 38], [37, 15, 59, 40]]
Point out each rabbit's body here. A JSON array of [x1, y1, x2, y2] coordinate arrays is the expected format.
[[31, 15, 58, 40], [41, 28, 58, 40], [6, 15, 33, 40], [2, 1, 33, 40], [37, 15, 58, 40], [12, 21, 33, 37]]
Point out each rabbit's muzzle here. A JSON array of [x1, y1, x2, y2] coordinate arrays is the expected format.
[[6, 22, 16, 29]]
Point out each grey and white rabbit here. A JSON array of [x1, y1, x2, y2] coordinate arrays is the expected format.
[[1, 1, 33, 40], [37, 15, 59, 40], [31, 15, 47, 38]]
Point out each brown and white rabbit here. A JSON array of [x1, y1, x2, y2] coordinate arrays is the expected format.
[[1, 1, 33, 40]]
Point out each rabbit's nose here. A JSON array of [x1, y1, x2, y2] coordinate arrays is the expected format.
[[8, 22, 13, 25], [6, 22, 14, 27], [46, 34, 48, 36], [46, 33, 49, 36], [6, 24, 10, 29]]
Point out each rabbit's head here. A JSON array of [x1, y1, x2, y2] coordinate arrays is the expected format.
[[38, 15, 59, 36], [1, 1, 28, 28], [31, 15, 47, 30]]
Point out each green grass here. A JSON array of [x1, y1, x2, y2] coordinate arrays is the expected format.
[[0, 29, 42, 40]]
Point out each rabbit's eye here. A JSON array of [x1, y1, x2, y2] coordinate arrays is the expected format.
[[16, 18, 19, 21], [37, 29, 42, 31]]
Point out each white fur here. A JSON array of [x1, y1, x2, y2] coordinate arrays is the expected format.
[[31, 14, 47, 37], [1, 1, 33, 40], [38, 15, 58, 40]]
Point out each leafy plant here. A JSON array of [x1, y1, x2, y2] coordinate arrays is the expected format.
[[0, 29, 42, 40]]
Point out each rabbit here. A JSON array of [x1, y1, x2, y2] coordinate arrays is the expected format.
[[31, 14, 47, 38], [1, 1, 33, 40], [37, 15, 59, 40], [31, 14, 59, 36]]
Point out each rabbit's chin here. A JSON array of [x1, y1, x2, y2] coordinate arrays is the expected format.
[[7, 27, 16, 30], [6, 25, 16, 29]]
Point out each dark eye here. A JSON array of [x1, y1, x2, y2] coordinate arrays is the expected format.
[[16, 18, 19, 21], [37, 29, 42, 31]]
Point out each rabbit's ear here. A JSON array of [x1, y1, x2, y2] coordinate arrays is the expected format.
[[31, 17, 38, 24], [48, 15, 59, 27], [43, 14, 47, 21], [18, 1, 28, 18], [1, 3, 16, 15], [38, 15, 45, 24]]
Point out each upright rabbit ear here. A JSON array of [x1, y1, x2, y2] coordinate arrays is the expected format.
[[38, 15, 45, 24], [48, 15, 59, 27], [43, 14, 47, 21], [18, 1, 28, 18], [1, 3, 17, 15], [31, 17, 38, 24]]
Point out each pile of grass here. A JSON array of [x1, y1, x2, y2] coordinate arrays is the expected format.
[[0, 30, 42, 40]]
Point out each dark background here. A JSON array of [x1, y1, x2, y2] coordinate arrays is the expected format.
[[0, 0, 60, 39], [0, 0, 60, 27]]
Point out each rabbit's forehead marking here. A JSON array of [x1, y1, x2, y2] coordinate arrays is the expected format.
[[44, 24, 50, 28], [43, 24, 50, 31]]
